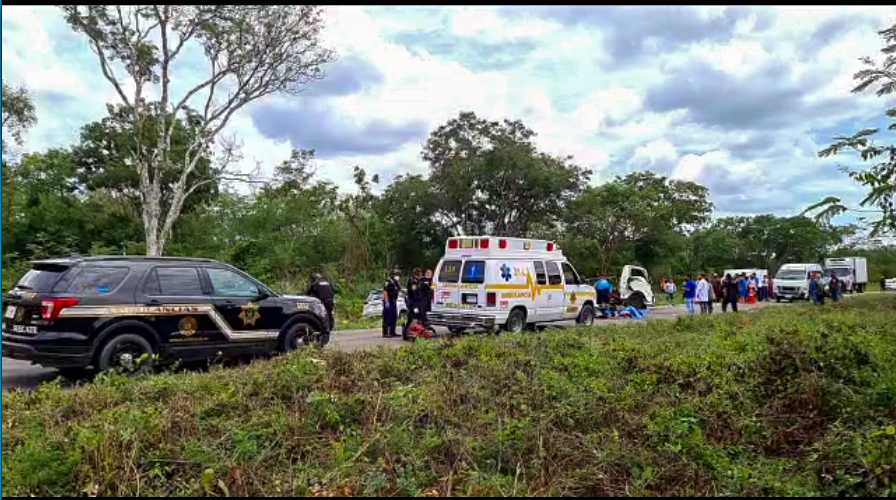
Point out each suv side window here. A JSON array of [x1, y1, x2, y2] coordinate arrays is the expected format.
[[65, 267, 129, 294], [561, 262, 581, 285], [145, 267, 204, 296], [206, 268, 260, 297], [546, 261, 563, 286]]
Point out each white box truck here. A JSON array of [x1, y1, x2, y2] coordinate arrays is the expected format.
[[824, 257, 869, 293]]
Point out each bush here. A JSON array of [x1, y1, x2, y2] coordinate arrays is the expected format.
[[3, 296, 895, 497]]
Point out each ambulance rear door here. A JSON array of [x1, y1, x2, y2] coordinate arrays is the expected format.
[[434, 258, 462, 310]]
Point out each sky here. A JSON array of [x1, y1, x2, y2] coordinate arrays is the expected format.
[[2, 5, 895, 224]]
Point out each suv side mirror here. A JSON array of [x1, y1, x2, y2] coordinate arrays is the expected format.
[[255, 288, 272, 301]]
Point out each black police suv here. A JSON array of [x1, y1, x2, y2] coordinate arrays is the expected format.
[[1, 256, 331, 375]]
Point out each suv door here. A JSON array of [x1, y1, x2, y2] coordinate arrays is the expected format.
[[203, 266, 281, 342], [138, 266, 219, 343]]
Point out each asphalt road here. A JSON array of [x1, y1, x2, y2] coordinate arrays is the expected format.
[[1, 301, 771, 392]]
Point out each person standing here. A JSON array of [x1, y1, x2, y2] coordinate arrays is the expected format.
[[664, 279, 677, 306], [420, 269, 434, 319], [696, 274, 711, 314], [737, 273, 748, 304], [748, 273, 759, 304], [382, 270, 402, 338], [809, 271, 824, 306], [306, 272, 336, 330], [404, 269, 425, 339], [684, 274, 697, 315], [881, 275, 887, 292], [760, 274, 769, 302], [711, 274, 722, 308], [722, 274, 739, 312], [829, 273, 841, 302]]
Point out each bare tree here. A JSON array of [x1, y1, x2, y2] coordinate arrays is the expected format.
[[60, 5, 338, 255]]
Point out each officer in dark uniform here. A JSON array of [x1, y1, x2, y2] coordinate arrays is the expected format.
[[306, 272, 336, 330], [420, 268, 434, 320], [404, 269, 425, 339], [383, 270, 402, 338]]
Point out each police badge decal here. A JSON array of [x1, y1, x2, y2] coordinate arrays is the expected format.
[[239, 303, 261, 327], [179, 316, 198, 337]]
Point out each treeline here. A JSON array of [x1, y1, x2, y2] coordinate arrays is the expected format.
[[3, 102, 894, 294]]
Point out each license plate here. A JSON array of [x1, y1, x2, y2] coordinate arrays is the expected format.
[[4, 306, 17, 319], [11, 324, 38, 335], [463, 294, 478, 305]]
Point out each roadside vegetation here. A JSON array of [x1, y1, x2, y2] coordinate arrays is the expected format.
[[4, 295, 894, 497]]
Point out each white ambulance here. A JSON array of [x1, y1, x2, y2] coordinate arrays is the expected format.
[[428, 236, 599, 334]]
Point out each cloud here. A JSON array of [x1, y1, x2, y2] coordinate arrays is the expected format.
[[3, 4, 896, 220]]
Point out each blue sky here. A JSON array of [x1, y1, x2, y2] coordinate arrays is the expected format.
[[2, 6, 894, 223]]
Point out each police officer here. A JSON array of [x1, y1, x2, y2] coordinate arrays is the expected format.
[[306, 272, 335, 330], [420, 269, 434, 319], [404, 268, 425, 339], [383, 269, 402, 338]]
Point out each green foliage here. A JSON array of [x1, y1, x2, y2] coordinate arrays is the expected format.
[[4, 296, 895, 497], [1, 78, 37, 150], [817, 22, 896, 236]]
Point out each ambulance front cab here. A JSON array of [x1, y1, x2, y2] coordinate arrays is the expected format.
[[428, 236, 597, 334]]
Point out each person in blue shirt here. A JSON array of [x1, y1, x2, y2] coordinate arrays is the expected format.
[[683, 274, 697, 315], [737, 274, 748, 303], [596, 277, 612, 306]]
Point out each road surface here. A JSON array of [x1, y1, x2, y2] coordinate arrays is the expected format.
[[1, 301, 769, 391]]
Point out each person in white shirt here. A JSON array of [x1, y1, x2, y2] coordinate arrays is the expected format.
[[696, 274, 711, 314], [760, 274, 769, 302], [664, 279, 677, 305]]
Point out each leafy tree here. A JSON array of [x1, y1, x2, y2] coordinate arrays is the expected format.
[[422, 111, 591, 236], [70, 104, 219, 216], [814, 22, 895, 236], [1, 79, 37, 150], [563, 172, 712, 274], [60, 5, 338, 255]]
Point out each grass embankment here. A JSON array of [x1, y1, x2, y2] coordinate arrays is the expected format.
[[4, 296, 896, 497]]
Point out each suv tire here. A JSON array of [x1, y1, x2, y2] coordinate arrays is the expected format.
[[577, 304, 596, 326], [282, 321, 329, 352], [97, 333, 155, 375]]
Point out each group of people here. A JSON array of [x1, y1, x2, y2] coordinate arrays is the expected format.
[[382, 268, 434, 338], [663, 272, 773, 315]]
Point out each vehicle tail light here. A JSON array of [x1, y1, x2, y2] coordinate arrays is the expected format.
[[480, 238, 490, 249], [499, 239, 508, 249], [41, 297, 80, 322], [547, 242, 555, 251], [448, 239, 459, 249], [486, 292, 497, 308]]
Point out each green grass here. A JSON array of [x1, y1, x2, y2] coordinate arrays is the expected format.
[[3, 296, 896, 497]]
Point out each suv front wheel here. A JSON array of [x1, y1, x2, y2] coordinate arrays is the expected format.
[[97, 333, 156, 375], [281, 321, 330, 352]]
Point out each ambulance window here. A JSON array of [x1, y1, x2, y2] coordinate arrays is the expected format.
[[461, 260, 486, 284], [546, 261, 563, 286], [437, 260, 462, 283], [561, 263, 581, 285], [533, 261, 547, 285]]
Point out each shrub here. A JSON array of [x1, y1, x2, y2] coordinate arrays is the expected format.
[[3, 295, 895, 497]]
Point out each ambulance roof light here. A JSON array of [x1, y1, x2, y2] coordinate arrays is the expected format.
[[479, 238, 490, 249], [499, 239, 508, 249], [547, 242, 555, 251], [448, 238, 459, 249]]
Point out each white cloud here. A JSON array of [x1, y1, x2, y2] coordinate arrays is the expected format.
[[2, 5, 895, 218]]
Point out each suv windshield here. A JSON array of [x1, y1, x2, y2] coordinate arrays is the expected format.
[[14, 265, 70, 292], [777, 270, 808, 280]]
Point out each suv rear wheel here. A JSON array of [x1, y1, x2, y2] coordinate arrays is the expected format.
[[281, 321, 329, 352], [97, 333, 155, 375]]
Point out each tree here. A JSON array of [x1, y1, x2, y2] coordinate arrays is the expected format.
[[71, 104, 219, 216], [563, 172, 712, 274], [60, 5, 338, 255], [815, 22, 895, 237], [422, 111, 591, 236], [1, 80, 37, 152]]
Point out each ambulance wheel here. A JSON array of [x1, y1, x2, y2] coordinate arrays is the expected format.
[[577, 304, 595, 326], [504, 308, 527, 334]]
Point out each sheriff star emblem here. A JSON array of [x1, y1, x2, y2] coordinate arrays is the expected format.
[[178, 316, 198, 337], [239, 303, 262, 327]]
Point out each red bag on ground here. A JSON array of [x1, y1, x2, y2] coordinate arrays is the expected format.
[[407, 320, 435, 340]]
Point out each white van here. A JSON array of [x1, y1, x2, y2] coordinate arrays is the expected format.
[[428, 237, 599, 334], [774, 263, 824, 301]]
